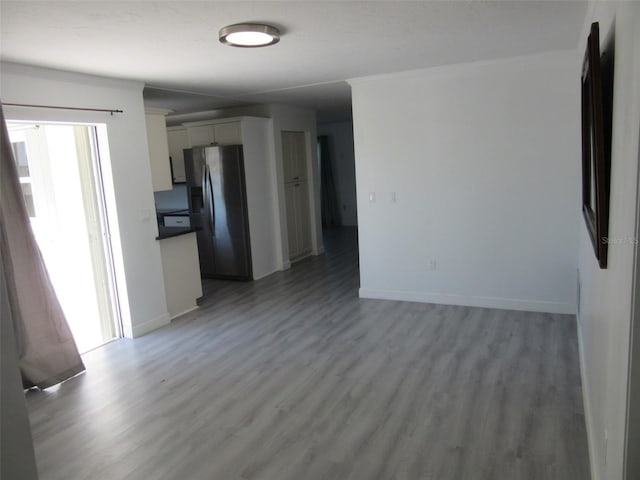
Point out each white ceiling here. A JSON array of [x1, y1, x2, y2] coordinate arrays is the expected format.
[[0, 1, 587, 123]]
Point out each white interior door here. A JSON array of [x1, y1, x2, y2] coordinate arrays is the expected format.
[[285, 182, 299, 259]]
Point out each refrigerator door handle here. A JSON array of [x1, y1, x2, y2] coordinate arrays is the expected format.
[[207, 169, 216, 236], [206, 166, 215, 236], [200, 163, 206, 210]]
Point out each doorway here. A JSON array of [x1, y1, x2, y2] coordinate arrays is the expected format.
[[8, 123, 121, 353], [316, 122, 358, 230]]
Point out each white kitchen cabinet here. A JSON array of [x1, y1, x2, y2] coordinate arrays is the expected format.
[[285, 183, 298, 259], [186, 121, 243, 147], [167, 126, 189, 183], [282, 130, 311, 261], [297, 182, 312, 255], [145, 108, 172, 192], [186, 124, 215, 147], [282, 130, 307, 182], [213, 122, 242, 145], [285, 181, 311, 260]]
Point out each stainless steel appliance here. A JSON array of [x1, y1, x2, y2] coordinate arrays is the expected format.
[[184, 145, 252, 280]]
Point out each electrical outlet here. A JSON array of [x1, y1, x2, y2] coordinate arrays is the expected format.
[[427, 259, 437, 271]]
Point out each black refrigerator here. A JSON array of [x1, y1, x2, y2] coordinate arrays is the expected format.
[[184, 145, 252, 280]]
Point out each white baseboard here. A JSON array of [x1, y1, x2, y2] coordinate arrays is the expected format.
[[128, 312, 171, 338], [290, 253, 312, 265], [576, 313, 599, 480], [170, 305, 199, 320], [358, 288, 576, 314], [253, 268, 280, 281]]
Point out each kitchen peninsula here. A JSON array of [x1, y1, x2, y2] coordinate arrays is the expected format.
[[146, 108, 203, 318]]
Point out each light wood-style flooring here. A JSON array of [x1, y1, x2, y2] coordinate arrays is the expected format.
[[26, 227, 590, 480]]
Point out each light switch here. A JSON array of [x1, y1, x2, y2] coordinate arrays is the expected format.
[[369, 192, 376, 203], [390, 192, 397, 203]]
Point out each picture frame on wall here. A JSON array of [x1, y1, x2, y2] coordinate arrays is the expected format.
[[581, 22, 612, 269]]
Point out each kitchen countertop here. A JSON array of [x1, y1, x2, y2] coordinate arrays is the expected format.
[[156, 226, 199, 240], [158, 208, 190, 216]]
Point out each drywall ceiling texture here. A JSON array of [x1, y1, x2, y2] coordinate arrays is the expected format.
[[577, 3, 640, 480], [0, 62, 172, 339], [0, 1, 587, 120], [350, 50, 580, 314]]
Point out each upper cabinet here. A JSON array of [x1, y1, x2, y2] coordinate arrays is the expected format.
[[145, 108, 172, 192], [282, 130, 307, 183], [167, 126, 189, 183], [213, 122, 242, 145], [185, 121, 242, 147], [186, 124, 214, 146]]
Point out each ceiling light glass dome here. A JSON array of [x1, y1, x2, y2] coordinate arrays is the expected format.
[[219, 23, 280, 48]]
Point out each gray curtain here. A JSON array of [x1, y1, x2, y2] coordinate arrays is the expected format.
[[319, 135, 341, 227], [0, 103, 85, 389]]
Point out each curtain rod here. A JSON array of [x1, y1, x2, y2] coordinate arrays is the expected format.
[[3, 103, 123, 115]]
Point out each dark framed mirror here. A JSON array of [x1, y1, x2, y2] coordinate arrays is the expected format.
[[581, 22, 612, 269]]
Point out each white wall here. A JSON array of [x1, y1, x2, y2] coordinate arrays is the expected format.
[[241, 117, 281, 279], [1, 62, 170, 338], [577, 3, 640, 480], [349, 50, 580, 314], [317, 121, 358, 226]]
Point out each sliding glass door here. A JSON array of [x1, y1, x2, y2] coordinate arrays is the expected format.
[[8, 123, 121, 353]]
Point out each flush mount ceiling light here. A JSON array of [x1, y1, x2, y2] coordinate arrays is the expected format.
[[219, 23, 280, 48]]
